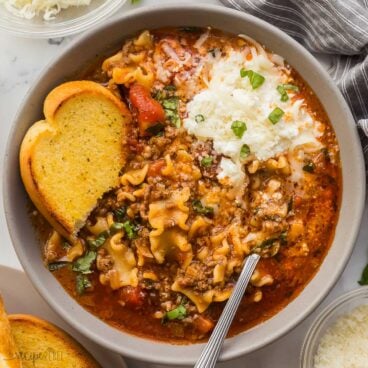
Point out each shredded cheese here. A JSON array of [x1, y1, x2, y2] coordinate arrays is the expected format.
[[314, 304, 368, 368], [183, 50, 322, 188], [0, 0, 91, 20]]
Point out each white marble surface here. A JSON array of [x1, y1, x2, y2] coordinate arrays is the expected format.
[[0, 1, 367, 367]]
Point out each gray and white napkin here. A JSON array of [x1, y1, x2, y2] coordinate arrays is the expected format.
[[220, 0, 368, 158]]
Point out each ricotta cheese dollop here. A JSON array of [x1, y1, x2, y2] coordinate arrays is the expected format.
[[183, 50, 322, 187]]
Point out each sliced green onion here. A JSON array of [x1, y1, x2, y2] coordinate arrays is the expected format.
[[276, 85, 289, 102], [282, 84, 299, 92], [88, 231, 108, 250], [110, 222, 124, 233], [231, 120, 247, 138], [164, 305, 187, 321], [200, 156, 213, 167], [195, 114, 205, 123], [268, 107, 284, 124], [192, 200, 214, 216], [240, 69, 265, 89], [240, 144, 251, 159], [114, 206, 126, 221]]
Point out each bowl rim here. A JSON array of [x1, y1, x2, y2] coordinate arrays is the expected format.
[[300, 286, 368, 367], [3, 3, 366, 365]]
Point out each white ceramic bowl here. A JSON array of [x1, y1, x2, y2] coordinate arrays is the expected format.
[[0, 0, 125, 38], [3, 4, 365, 365], [300, 287, 368, 368]]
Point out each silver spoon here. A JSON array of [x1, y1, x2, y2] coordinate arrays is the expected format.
[[194, 253, 260, 368]]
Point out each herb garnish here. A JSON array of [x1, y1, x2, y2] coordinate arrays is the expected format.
[[48, 261, 69, 272], [122, 220, 139, 240], [155, 88, 181, 128], [163, 305, 187, 321], [195, 114, 205, 123], [268, 107, 284, 124], [76, 274, 92, 295], [192, 200, 214, 216], [88, 231, 108, 250], [72, 251, 96, 274], [114, 206, 126, 222], [359, 264, 368, 285], [240, 144, 251, 159], [231, 120, 247, 138], [240, 69, 265, 89], [303, 162, 316, 173], [200, 156, 213, 167], [276, 84, 299, 102]]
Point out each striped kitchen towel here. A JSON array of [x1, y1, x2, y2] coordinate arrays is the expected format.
[[220, 0, 368, 157]]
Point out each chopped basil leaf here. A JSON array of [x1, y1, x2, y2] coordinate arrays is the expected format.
[[231, 120, 247, 138], [240, 144, 250, 159], [76, 274, 92, 295], [114, 206, 126, 221], [195, 114, 205, 123], [283, 84, 299, 92], [240, 69, 265, 89], [88, 231, 108, 250], [358, 264, 368, 285], [123, 220, 138, 240], [200, 156, 213, 167], [303, 162, 315, 173], [268, 107, 284, 124], [146, 122, 165, 136], [276, 85, 289, 102], [72, 251, 96, 274], [164, 305, 187, 321], [48, 261, 69, 272], [192, 200, 214, 216]]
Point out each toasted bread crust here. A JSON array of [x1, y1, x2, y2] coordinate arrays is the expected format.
[[9, 314, 101, 368], [0, 296, 22, 368], [19, 81, 131, 241]]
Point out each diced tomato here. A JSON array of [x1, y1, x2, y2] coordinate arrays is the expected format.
[[147, 159, 166, 177], [119, 286, 146, 309], [129, 84, 166, 136], [193, 315, 214, 335]]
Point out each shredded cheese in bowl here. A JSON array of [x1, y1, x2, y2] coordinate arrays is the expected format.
[[0, 0, 91, 20]]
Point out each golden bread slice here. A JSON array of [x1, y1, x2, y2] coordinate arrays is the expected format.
[[9, 314, 101, 368], [0, 296, 22, 368], [20, 81, 131, 240]]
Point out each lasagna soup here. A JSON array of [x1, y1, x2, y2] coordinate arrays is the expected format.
[[41, 28, 341, 342]]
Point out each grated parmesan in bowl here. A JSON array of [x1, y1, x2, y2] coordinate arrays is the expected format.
[[301, 288, 368, 368], [0, 0, 125, 37]]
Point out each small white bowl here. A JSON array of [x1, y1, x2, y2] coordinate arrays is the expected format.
[[0, 0, 126, 38], [300, 287, 368, 368]]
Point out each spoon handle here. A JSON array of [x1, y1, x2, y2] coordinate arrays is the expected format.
[[194, 253, 260, 368]]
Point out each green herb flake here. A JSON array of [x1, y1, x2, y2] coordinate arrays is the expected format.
[[303, 162, 316, 173], [72, 251, 96, 274], [195, 114, 205, 123], [268, 107, 284, 124], [123, 221, 139, 240], [240, 144, 251, 159], [110, 222, 124, 233], [164, 305, 187, 321], [276, 85, 289, 102], [162, 97, 181, 128], [88, 231, 108, 250], [114, 206, 126, 221], [48, 261, 69, 272], [192, 200, 214, 216], [145, 122, 165, 136], [76, 274, 92, 295], [62, 241, 71, 250], [200, 156, 213, 167], [359, 264, 368, 285], [283, 84, 299, 92], [240, 69, 265, 89], [231, 120, 247, 138]]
